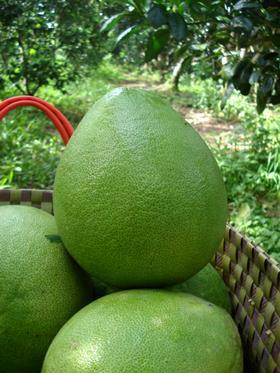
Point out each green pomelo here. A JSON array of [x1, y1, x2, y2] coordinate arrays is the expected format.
[[167, 263, 232, 312], [0, 205, 93, 373], [54, 88, 228, 288], [92, 263, 232, 313], [42, 290, 243, 373]]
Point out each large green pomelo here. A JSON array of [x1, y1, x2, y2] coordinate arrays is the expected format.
[[42, 290, 243, 373], [54, 88, 227, 288], [0, 205, 93, 373]]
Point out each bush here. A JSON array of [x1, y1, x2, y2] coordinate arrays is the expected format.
[[0, 62, 127, 189], [172, 73, 280, 256], [213, 106, 280, 257], [0, 109, 63, 189]]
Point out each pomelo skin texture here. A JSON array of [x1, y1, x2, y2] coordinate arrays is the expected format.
[[0, 205, 93, 373], [54, 87, 228, 288], [42, 290, 243, 373], [92, 263, 232, 313]]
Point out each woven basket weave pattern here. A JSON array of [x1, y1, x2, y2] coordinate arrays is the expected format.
[[0, 188, 279, 373], [0, 189, 53, 213], [214, 228, 280, 373]]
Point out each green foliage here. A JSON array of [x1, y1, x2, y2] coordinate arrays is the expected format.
[[0, 62, 127, 189], [103, 0, 280, 112], [40, 60, 127, 125], [0, 109, 63, 189], [214, 116, 280, 256], [145, 29, 169, 62], [0, 0, 107, 94], [163, 73, 280, 255]]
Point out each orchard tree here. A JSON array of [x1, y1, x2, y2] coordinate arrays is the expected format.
[[102, 0, 280, 113], [0, 0, 107, 95]]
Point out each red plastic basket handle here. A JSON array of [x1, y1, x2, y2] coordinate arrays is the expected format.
[[0, 96, 74, 144]]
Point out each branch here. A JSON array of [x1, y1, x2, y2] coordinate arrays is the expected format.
[[17, 33, 31, 94], [14, 83, 25, 94], [31, 84, 40, 96]]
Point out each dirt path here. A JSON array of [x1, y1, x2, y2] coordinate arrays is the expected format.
[[119, 78, 237, 146]]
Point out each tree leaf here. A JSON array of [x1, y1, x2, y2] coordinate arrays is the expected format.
[[167, 13, 187, 42], [100, 13, 127, 33], [275, 78, 280, 94], [257, 89, 268, 113], [239, 83, 251, 95], [232, 16, 253, 33], [270, 94, 280, 105], [271, 34, 280, 47], [232, 59, 250, 79], [256, 52, 278, 67], [249, 70, 260, 84], [127, 0, 145, 15], [232, 59, 253, 95], [147, 4, 167, 28], [115, 25, 139, 49], [262, 75, 274, 95], [263, 0, 280, 8], [234, 0, 260, 10], [191, 43, 208, 51], [45, 234, 63, 243], [256, 76, 273, 113], [145, 29, 169, 62]]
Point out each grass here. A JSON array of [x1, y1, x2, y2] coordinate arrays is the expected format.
[[163, 74, 280, 258], [0, 61, 279, 258]]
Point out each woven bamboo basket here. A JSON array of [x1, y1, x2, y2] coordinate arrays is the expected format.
[[0, 97, 279, 373]]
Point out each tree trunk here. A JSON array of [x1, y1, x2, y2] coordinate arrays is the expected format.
[[159, 70, 165, 83], [172, 56, 190, 91]]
